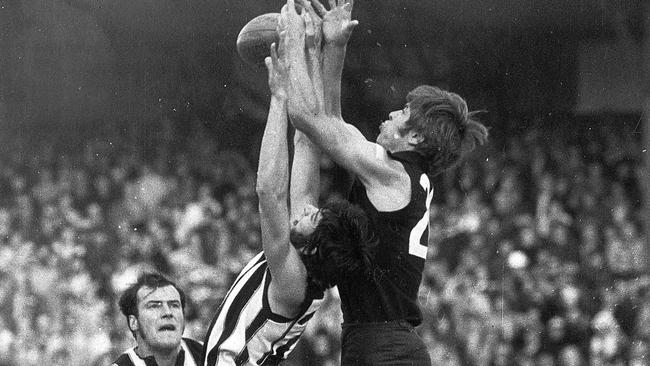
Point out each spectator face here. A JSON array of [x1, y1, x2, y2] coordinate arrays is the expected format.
[[558, 345, 583, 366], [611, 202, 629, 224], [548, 316, 566, 342], [131, 285, 185, 353], [550, 224, 569, 246], [580, 223, 598, 246], [519, 226, 537, 248], [536, 352, 555, 366], [560, 285, 580, 308]]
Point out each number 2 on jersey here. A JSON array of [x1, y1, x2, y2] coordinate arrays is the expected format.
[[408, 174, 433, 259]]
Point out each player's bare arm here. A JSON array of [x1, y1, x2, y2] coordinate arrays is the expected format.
[[257, 43, 308, 315], [281, 0, 411, 211], [310, 0, 358, 118], [290, 6, 324, 223]]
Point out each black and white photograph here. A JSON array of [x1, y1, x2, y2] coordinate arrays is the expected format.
[[0, 0, 648, 365]]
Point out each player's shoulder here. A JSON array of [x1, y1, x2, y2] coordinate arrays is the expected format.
[[183, 337, 203, 349], [182, 337, 204, 360]]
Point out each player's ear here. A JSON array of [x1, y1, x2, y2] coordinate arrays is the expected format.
[[407, 130, 423, 146], [128, 315, 139, 332]]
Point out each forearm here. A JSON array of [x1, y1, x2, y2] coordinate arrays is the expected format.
[[321, 43, 347, 117], [256, 96, 289, 199], [289, 132, 321, 221], [287, 55, 324, 133]]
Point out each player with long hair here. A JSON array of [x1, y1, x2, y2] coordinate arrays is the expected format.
[[278, 0, 489, 363], [201, 10, 375, 365]]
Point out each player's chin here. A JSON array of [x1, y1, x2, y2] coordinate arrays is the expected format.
[[155, 329, 182, 342], [154, 334, 182, 349]]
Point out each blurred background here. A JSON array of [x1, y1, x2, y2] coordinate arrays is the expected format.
[[0, 0, 648, 365]]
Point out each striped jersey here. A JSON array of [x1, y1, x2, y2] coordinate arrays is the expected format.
[[202, 252, 323, 366], [111, 338, 203, 366]]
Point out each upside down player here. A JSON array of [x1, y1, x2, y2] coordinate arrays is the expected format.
[[279, 0, 489, 364], [201, 8, 375, 365]]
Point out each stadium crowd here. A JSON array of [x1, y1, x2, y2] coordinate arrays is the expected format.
[[0, 115, 647, 365]]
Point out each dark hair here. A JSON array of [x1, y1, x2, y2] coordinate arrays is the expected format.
[[403, 85, 488, 175], [118, 272, 186, 337], [290, 199, 377, 293]]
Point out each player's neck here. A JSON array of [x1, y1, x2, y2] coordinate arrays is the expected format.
[[135, 344, 181, 366]]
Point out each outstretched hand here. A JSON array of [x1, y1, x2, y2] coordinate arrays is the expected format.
[[311, 0, 358, 46], [279, 0, 306, 55], [265, 42, 288, 100], [297, 0, 322, 52]]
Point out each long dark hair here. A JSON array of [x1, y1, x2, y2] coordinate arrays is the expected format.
[[290, 199, 377, 293]]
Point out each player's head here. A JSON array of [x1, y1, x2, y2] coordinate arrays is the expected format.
[[118, 272, 187, 353], [377, 85, 488, 176], [290, 199, 376, 292]]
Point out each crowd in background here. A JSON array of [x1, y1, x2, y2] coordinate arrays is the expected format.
[[0, 115, 647, 365]]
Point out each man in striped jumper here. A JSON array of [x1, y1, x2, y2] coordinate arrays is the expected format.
[[111, 272, 203, 366], [202, 6, 375, 365]]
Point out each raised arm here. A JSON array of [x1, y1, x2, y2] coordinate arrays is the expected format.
[[306, 0, 360, 194], [256, 42, 307, 310], [280, 1, 404, 191], [310, 0, 358, 118], [290, 8, 324, 222]]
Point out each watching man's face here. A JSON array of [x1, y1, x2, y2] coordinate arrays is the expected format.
[[131, 285, 185, 353]]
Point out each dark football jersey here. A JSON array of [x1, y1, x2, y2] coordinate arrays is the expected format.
[[340, 151, 433, 326]]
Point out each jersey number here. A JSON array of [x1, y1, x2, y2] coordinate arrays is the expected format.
[[408, 174, 433, 259]]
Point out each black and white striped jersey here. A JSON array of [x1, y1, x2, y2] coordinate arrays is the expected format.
[[202, 252, 323, 366], [111, 338, 202, 366]]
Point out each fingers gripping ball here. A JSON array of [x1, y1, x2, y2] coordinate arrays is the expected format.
[[236, 13, 280, 66]]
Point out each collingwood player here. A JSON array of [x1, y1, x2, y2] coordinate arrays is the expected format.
[[202, 11, 375, 365], [112, 272, 203, 366]]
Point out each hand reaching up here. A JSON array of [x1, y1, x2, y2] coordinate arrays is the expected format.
[[311, 0, 358, 46], [265, 42, 288, 101], [279, 0, 306, 58]]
